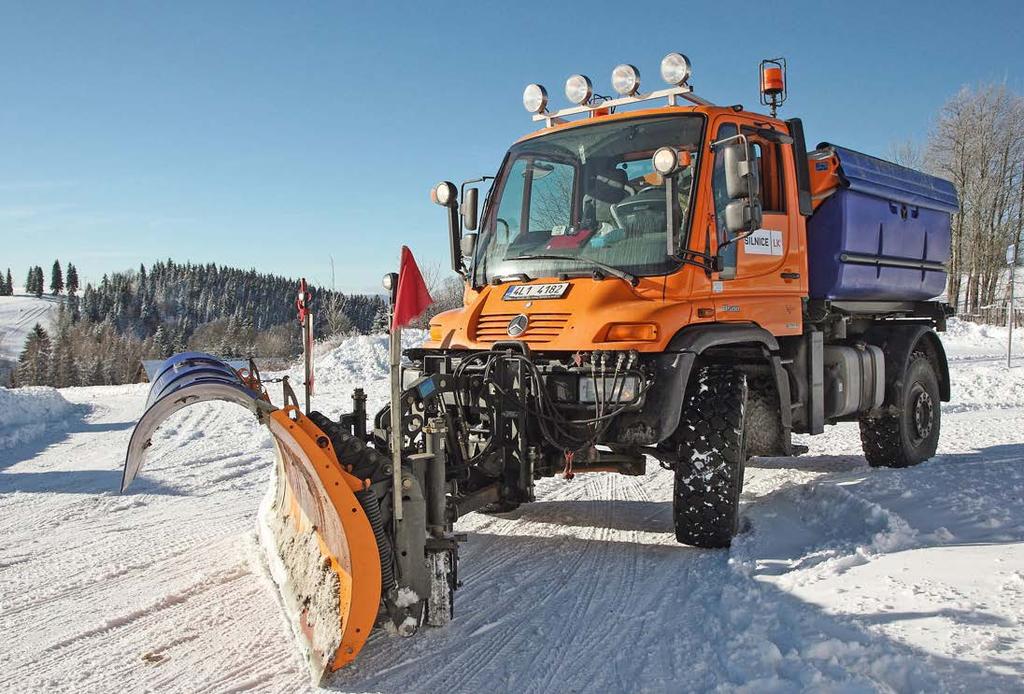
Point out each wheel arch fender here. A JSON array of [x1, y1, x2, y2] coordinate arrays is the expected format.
[[863, 325, 951, 403], [653, 323, 791, 445], [667, 322, 781, 354]]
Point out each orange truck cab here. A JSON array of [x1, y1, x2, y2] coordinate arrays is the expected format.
[[396, 55, 955, 549]]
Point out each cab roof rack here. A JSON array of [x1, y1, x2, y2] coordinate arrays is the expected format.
[[534, 85, 713, 128]]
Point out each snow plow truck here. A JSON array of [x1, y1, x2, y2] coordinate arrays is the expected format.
[[121, 55, 957, 682]]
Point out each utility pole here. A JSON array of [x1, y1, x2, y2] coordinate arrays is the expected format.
[[1009, 243, 1017, 368], [1012, 164, 1023, 368]]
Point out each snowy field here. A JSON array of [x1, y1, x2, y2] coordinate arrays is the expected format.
[[0, 292, 60, 373], [0, 321, 1023, 692]]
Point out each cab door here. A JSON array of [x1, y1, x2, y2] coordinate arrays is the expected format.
[[709, 118, 803, 336]]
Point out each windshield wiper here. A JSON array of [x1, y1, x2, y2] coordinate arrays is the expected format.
[[506, 254, 639, 287]]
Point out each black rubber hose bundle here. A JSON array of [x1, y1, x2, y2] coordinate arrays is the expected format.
[[307, 411, 397, 594], [354, 487, 397, 594]]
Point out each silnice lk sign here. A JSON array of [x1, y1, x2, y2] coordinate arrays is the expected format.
[[743, 229, 783, 256]]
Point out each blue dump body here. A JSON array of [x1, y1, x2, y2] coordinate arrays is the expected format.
[[806, 144, 958, 301]]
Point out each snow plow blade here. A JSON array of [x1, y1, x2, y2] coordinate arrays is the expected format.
[[122, 353, 382, 683], [122, 352, 273, 492]]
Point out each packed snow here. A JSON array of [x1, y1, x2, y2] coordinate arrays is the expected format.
[[0, 325, 1022, 692]]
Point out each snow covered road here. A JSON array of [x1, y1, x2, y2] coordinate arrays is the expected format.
[[1, 324, 1022, 692]]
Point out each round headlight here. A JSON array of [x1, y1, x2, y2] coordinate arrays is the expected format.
[[382, 272, 396, 291], [611, 64, 640, 96], [652, 147, 680, 176], [431, 181, 456, 207], [523, 83, 548, 114], [564, 74, 593, 105], [660, 52, 692, 86]]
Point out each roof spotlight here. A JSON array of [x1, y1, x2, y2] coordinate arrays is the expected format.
[[523, 83, 548, 114], [611, 64, 641, 96], [660, 52, 692, 86], [564, 74, 593, 105]]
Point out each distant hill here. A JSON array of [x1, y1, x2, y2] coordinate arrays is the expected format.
[[0, 293, 61, 381], [4, 261, 388, 387]]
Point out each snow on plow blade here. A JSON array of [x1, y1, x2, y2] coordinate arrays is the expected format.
[[122, 353, 382, 683]]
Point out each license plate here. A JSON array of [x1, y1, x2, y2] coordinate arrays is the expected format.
[[503, 282, 570, 301]]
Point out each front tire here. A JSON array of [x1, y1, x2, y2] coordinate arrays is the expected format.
[[859, 351, 941, 468], [671, 366, 748, 548]]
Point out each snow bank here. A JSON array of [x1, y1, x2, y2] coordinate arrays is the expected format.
[[309, 330, 426, 385], [0, 386, 76, 450], [946, 358, 1024, 412], [942, 317, 1023, 359], [279, 330, 426, 416]]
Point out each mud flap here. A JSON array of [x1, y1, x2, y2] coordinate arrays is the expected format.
[[122, 354, 382, 683]]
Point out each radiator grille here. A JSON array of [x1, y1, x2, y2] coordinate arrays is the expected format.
[[473, 312, 570, 344]]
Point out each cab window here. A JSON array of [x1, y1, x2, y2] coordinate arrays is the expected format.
[[492, 158, 527, 247], [752, 141, 786, 213], [527, 160, 575, 232]]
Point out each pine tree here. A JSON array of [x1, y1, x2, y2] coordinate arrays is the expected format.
[[48, 304, 78, 387], [66, 263, 79, 294], [33, 267, 44, 298], [50, 260, 64, 295], [0, 268, 9, 295], [83, 352, 104, 386], [152, 325, 171, 358], [67, 292, 81, 322], [16, 323, 52, 386], [371, 305, 391, 334], [4, 268, 12, 295], [25, 268, 35, 295]]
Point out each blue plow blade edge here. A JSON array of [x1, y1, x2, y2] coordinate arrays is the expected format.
[[122, 352, 276, 493]]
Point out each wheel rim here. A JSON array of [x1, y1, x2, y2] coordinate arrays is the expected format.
[[909, 385, 934, 446]]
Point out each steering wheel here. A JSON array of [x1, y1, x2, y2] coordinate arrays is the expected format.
[[611, 188, 666, 237]]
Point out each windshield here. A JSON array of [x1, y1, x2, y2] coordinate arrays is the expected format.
[[474, 114, 704, 286]]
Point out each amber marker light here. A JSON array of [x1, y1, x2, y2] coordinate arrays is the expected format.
[[604, 323, 658, 342]]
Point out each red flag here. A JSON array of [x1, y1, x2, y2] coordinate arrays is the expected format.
[[391, 246, 433, 331]]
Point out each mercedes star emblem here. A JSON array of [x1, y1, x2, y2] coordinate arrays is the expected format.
[[507, 314, 529, 337]]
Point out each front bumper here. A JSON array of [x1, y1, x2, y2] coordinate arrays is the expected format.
[[408, 348, 694, 447]]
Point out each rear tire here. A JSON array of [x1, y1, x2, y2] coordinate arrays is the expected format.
[[859, 351, 941, 468], [671, 366, 748, 548], [744, 374, 784, 458]]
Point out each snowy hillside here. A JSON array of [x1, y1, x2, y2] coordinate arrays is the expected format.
[[0, 292, 60, 365], [0, 325, 1023, 692]]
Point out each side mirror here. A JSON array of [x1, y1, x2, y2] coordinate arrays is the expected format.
[[460, 232, 477, 258], [724, 199, 763, 235], [721, 140, 762, 236], [461, 188, 479, 231], [723, 141, 759, 200]]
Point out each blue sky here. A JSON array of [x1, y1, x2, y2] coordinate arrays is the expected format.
[[2, 1, 1022, 293]]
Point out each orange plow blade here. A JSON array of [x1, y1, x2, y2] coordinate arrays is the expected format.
[[122, 354, 383, 684], [259, 408, 382, 684]]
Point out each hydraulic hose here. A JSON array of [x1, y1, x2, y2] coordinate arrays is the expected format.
[[354, 487, 398, 594]]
